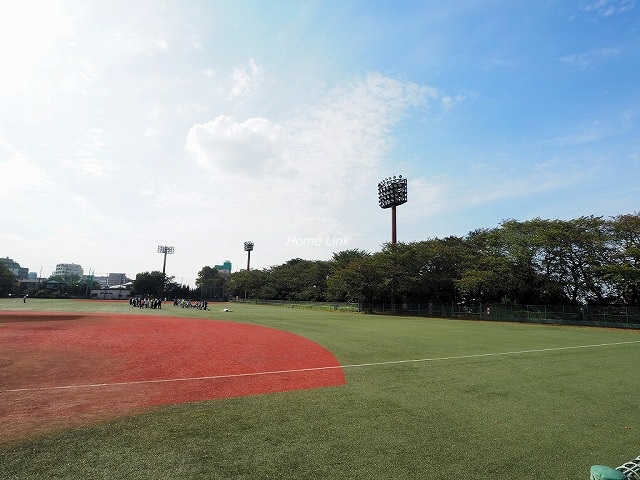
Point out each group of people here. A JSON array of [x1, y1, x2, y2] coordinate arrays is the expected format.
[[173, 298, 209, 310], [127, 296, 211, 310], [130, 296, 162, 309]]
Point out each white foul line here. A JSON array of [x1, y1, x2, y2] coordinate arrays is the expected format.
[[340, 339, 640, 368], [2, 340, 639, 394]]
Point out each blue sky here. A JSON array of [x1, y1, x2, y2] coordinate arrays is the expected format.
[[1, 0, 638, 285]]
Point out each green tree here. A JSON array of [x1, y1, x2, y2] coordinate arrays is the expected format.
[[327, 251, 384, 306], [376, 243, 411, 304], [373, 239, 472, 304], [327, 249, 372, 302], [132, 271, 174, 297], [330, 249, 371, 272], [47, 273, 82, 295], [411, 237, 468, 303], [489, 219, 566, 304], [261, 258, 331, 301], [0, 262, 17, 296], [219, 212, 640, 308], [226, 269, 268, 299], [167, 281, 191, 299], [600, 213, 640, 305], [539, 217, 609, 304], [195, 266, 226, 300], [455, 228, 513, 304], [73, 277, 101, 298]]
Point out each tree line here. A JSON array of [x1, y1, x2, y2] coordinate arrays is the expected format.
[[3, 213, 638, 307], [221, 214, 640, 307]]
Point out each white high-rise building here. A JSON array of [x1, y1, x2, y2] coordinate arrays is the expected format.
[[53, 263, 84, 277]]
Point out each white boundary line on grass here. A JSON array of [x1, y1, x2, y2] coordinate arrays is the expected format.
[[2, 339, 639, 394]]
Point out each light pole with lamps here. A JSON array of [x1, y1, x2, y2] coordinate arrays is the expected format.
[[244, 241, 254, 271], [157, 245, 174, 299], [377, 175, 407, 244], [157, 245, 175, 275]]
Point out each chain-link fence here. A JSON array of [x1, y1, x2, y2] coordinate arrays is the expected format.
[[232, 298, 640, 328], [363, 302, 640, 328]]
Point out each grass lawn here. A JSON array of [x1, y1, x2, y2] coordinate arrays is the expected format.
[[1, 299, 639, 479]]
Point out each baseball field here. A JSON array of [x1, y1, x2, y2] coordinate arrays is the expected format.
[[1, 299, 638, 479]]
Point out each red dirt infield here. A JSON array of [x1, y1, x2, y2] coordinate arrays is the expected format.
[[0, 311, 345, 442]]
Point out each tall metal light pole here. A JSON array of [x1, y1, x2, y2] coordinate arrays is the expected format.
[[244, 241, 254, 270], [157, 245, 174, 300], [157, 245, 175, 275], [378, 175, 408, 244]]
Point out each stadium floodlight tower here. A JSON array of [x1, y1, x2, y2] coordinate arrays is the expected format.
[[157, 245, 175, 276], [377, 175, 408, 245], [244, 241, 254, 271]]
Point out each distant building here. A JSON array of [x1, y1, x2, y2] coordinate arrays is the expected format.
[[44, 279, 64, 293], [215, 260, 232, 276], [53, 263, 84, 277], [91, 273, 131, 288], [1, 257, 29, 279], [108, 273, 130, 287], [90, 288, 131, 300], [18, 278, 44, 293]]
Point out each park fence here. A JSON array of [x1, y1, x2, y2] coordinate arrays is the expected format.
[[232, 298, 640, 329], [233, 298, 361, 312], [364, 303, 640, 328]]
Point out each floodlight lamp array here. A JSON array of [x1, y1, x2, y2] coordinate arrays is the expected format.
[[244, 241, 254, 252], [157, 245, 175, 254], [377, 175, 407, 209]]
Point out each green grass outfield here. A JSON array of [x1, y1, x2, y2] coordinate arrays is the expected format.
[[1, 299, 639, 479]]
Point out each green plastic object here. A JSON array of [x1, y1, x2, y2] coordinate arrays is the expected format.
[[590, 465, 627, 480]]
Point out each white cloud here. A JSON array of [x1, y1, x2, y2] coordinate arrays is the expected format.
[[402, 178, 450, 220], [110, 29, 168, 57], [0, 2, 75, 94], [155, 184, 207, 210], [287, 73, 428, 174], [547, 113, 635, 146], [85, 128, 107, 149], [57, 57, 98, 96], [63, 128, 113, 179], [0, 140, 52, 195], [186, 115, 285, 176], [581, 0, 635, 16], [188, 73, 430, 183], [226, 59, 265, 101], [441, 159, 595, 214], [72, 195, 88, 208], [440, 93, 468, 110], [185, 72, 434, 252], [143, 126, 159, 139], [559, 47, 620, 68], [189, 29, 203, 52]]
